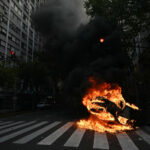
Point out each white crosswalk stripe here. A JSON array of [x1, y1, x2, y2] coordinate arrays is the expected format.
[[0, 121, 48, 143], [116, 132, 139, 150], [0, 120, 149, 149], [13, 121, 61, 144], [93, 132, 109, 150], [38, 122, 73, 145], [136, 129, 150, 144], [0, 121, 13, 126], [0, 121, 24, 130], [0, 121, 36, 135], [64, 128, 86, 147]]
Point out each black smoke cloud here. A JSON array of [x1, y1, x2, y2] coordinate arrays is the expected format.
[[33, 0, 88, 35], [32, 0, 130, 110]]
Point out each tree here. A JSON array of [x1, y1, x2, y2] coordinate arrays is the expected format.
[[17, 61, 51, 94], [84, 0, 150, 53], [0, 65, 17, 89]]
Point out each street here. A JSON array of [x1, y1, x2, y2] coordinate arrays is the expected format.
[[0, 111, 150, 150]]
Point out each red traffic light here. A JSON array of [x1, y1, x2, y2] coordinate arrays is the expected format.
[[10, 50, 15, 55], [99, 38, 104, 43]]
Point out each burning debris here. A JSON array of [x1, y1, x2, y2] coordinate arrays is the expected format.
[[77, 77, 139, 133]]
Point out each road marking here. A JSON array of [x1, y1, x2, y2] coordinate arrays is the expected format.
[[14, 121, 61, 144], [136, 129, 150, 144], [38, 122, 73, 145], [64, 128, 85, 147], [0, 121, 36, 135], [116, 133, 139, 150], [93, 132, 109, 150], [0, 121, 13, 126], [0, 121, 47, 143], [0, 121, 24, 130]]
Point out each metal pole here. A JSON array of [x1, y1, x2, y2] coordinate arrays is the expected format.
[[26, 19, 30, 62], [19, 1, 24, 58], [26, 1, 31, 62], [32, 30, 35, 62], [4, 0, 11, 66]]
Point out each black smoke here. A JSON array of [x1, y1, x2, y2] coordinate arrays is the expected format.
[[32, 0, 130, 115], [32, 0, 88, 35]]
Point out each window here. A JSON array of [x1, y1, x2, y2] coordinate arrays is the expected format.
[[24, 4, 29, 14], [8, 33, 20, 46], [8, 33, 12, 40], [22, 32, 27, 41], [7, 44, 11, 50], [18, 9, 21, 16], [23, 14, 28, 23], [10, 22, 21, 34], [11, 1, 22, 16], [21, 42, 26, 49], [23, 23, 27, 31], [10, 1, 15, 8], [18, 0, 23, 6], [11, 12, 21, 25], [1, 27, 7, 35], [2, 16, 8, 25], [0, 2, 8, 17], [0, 40, 6, 47]]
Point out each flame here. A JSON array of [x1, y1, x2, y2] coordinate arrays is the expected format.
[[76, 77, 139, 133], [126, 102, 139, 110]]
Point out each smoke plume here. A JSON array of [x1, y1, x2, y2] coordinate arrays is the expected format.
[[33, 0, 88, 35], [32, 0, 130, 113]]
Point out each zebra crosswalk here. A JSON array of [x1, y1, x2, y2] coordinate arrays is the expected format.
[[0, 121, 36, 135], [0, 121, 47, 143], [116, 133, 138, 150], [135, 129, 150, 145], [0, 120, 150, 150], [0, 121, 24, 130], [0, 121, 13, 126], [64, 128, 86, 147], [38, 122, 73, 145], [93, 132, 109, 149], [14, 121, 61, 144]]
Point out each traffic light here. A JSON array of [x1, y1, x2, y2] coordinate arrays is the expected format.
[[10, 50, 15, 60], [99, 38, 104, 43], [10, 50, 15, 55]]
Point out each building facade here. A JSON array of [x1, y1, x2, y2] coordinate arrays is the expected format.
[[0, 0, 46, 64]]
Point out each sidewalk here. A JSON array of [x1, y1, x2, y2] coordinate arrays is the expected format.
[[0, 109, 28, 118]]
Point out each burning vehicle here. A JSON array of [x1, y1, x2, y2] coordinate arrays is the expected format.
[[77, 77, 139, 133]]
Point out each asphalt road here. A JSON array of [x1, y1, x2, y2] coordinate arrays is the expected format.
[[0, 110, 150, 150]]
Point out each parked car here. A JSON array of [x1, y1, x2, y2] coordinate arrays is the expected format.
[[36, 96, 55, 109]]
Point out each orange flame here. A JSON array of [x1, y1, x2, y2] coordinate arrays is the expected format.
[[76, 77, 139, 133]]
